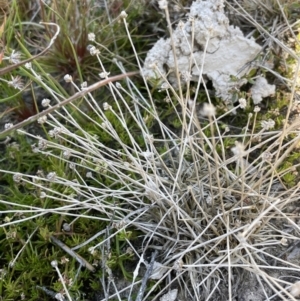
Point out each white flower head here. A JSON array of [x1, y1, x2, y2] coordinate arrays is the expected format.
[[88, 32, 95, 41], [103, 102, 111, 110], [86, 172, 93, 178], [120, 11, 127, 18], [13, 173, 22, 183], [158, 0, 168, 10], [64, 74, 72, 83], [181, 71, 192, 82], [261, 119, 275, 130], [38, 138, 48, 150], [25, 62, 32, 69], [48, 127, 63, 138], [63, 150, 71, 159], [47, 172, 57, 182], [40, 191, 47, 199], [141, 151, 154, 159], [4, 123, 13, 130], [239, 98, 247, 109], [89, 46, 100, 56], [206, 195, 213, 205], [9, 50, 22, 64], [99, 71, 110, 79], [254, 106, 261, 113], [51, 260, 58, 268], [262, 151, 272, 162], [231, 141, 247, 158], [62, 223, 71, 232], [8, 75, 24, 90], [41, 98, 51, 107], [37, 115, 47, 124], [201, 103, 216, 117], [159, 82, 169, 91]]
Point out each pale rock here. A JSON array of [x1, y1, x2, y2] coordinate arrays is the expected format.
[[143, 0, 265, 102]]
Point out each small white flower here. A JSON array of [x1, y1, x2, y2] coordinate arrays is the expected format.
[[120, 11, 128, 18], [239, 98, 247, 109], [99, 71, 110, 78], [38, 139, 48, 150], [9, 260, 16, 268], [47, 172, 57, 182], [64, 74, 72, 83], [86, 172, 92, 178], [254, 106, 261, 113], [48, 127, 63, 138], [8, 75, 24, 90], [173, 259, 183, 272], [188, 99, 195, 110], [262, 151, 272, 162], [69, 162, 76, 170], [37, 115, 47, 124], [280, 237, 288, 246], [13, 173, 22, 183], [231, 142, 247, 158], [181, 71, 192, 82], [63, 150, 71, 159], [88, 32, 95, 41], [201, 103, 216, 117], [158, 0, 168, 9], [9, 50, 22, 64], [63, 223, 71, 232], [51, 260, 58, 268], [261, 119, 275, 130], [25, 62, 32, 69], [41, 98, 51, 107], [159, 82, 169, 91], [4, 123, 13, 130], [88, 247, 96, 255], [89, 46, 100, 56], [141, 151, 153, 159], [40, 191, 47, 199], [206, 195, 212, 204], [81, 81, 87, 90], [31, 144, 39, 153], [103, 102, 111, 110]]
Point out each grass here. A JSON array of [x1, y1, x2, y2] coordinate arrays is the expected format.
[[0, 0, 300, 300]]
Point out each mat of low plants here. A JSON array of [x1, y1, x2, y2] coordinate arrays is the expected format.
[[0, 0, 300, 300]]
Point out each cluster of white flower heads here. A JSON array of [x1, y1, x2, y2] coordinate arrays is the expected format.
[[261, 119, 275, 130]]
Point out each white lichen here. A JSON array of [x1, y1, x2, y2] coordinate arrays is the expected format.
[[143, 0, 264, 102]]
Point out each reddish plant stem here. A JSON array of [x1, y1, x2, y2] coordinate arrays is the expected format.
[[0, 71, 139, 139]]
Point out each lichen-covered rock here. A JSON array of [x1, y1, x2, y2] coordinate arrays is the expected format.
[[143, 0, 267, 102]]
